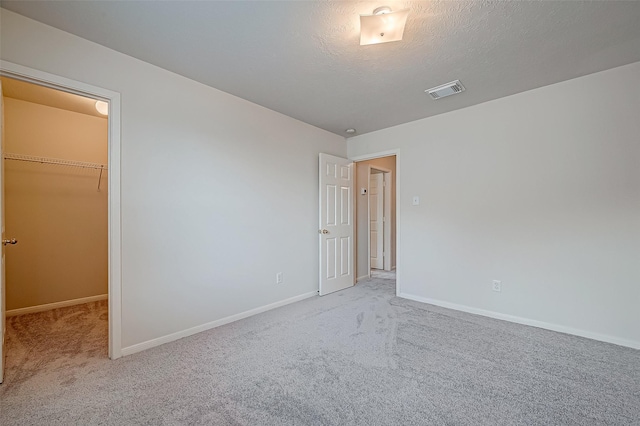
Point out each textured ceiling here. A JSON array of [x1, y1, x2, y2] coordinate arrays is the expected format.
[[2, 1, 639, 136]]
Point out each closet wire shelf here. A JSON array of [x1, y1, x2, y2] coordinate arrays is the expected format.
[[4, 153, 107, 191]]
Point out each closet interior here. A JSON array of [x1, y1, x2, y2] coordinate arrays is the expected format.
[[1, 76, 108, 362]]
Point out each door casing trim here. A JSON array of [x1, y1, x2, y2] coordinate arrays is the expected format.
[[350, 149, 400, 296], [0, 60, 123, 359]]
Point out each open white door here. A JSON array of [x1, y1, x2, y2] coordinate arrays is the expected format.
[[0, 79, 5, 383], [319, 153, 354, 295], [369, 172, 384, 269], [383, 172, 392, 271]]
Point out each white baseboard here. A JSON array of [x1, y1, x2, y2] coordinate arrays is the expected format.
[[356, 274, 370, 283], [6, 294, 108, 317], [121, 291, 318, 357], [398, 292, 640, 350]]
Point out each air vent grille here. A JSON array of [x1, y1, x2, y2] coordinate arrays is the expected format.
[[426, 80, 465, 100]]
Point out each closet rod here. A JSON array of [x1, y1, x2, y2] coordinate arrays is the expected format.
[[4, 152, 107, 191], [3, 153, 106, 170]]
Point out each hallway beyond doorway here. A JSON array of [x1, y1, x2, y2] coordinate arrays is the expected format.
[[370, 269, 396, 280]]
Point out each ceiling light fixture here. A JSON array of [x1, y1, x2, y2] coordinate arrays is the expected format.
[[95, 100, 109, 115], [360, 6, 409, 46], [345, 128, 356, 134]]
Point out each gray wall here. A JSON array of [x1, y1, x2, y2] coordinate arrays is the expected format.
[[1, 9, 346, 352], [349, 62, 640, 348]]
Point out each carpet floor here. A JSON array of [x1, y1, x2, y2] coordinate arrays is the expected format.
[[370, 270, 396, 280], [2, 300, 109, 390], [1, 279, 638, 425]]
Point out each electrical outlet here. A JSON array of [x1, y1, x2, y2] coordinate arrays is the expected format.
[[276, 272, 284, 284], [492, 280, 502, 292]]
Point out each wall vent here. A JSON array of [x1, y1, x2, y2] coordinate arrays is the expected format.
[[426, 80, 465, 100]]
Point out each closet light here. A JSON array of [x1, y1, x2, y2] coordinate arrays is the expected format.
[[95, 100, 109, 116], [360, 6, 410, 46]]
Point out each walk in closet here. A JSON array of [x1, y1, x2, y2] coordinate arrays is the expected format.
[[1, 77, 108, 315]]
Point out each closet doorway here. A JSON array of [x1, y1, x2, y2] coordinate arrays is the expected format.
[[0, 76, 110, 383], [354, 155, 397, 284], [369, 168, 392, 272]]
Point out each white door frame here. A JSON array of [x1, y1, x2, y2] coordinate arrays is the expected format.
[[0, 61, 123, 359], [351, 150, 400, 296], [382, 170, 392, 271], [368, 165, 392, 272]]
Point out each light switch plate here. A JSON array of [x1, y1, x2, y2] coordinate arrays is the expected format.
[[412, 196, 420, 206]]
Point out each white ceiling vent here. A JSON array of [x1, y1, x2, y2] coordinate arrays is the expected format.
[[426, 80, 465, 100]]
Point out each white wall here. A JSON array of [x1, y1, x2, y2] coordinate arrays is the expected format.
[[1, 9, 346, 351], [349, 62, 640, 348]]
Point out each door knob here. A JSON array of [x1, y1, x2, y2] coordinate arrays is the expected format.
[[2, 238, 18, 245], [319, 229, 329, 234]]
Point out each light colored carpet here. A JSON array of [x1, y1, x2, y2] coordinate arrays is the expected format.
[[2, 300, 108, 389], [1, 278, 638, 425], [370, 269, 396, 280]]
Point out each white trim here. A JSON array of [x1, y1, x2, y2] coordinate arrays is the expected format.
[[380, 169, 393, 271], [0, 61, 123, 359], [368, 165, 392, 273], [398, 292, 640, 350], [369, 165, 392, 173], [6, 294, 108, 317], [383, 170, 392, 271], [349, 149, 401, 297], [356, 274, 370, 282], [121, 291, 317, 357], [366, 165, 371, 273], [350, 150, 399, 162]]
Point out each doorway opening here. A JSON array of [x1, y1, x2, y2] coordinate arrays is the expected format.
[[0, 66, 121, 384], [354, 155, 397, 287]]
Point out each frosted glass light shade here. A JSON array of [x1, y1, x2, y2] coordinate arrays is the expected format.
[[360, 8, 409, 46], [95, 100, 109, 115]]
